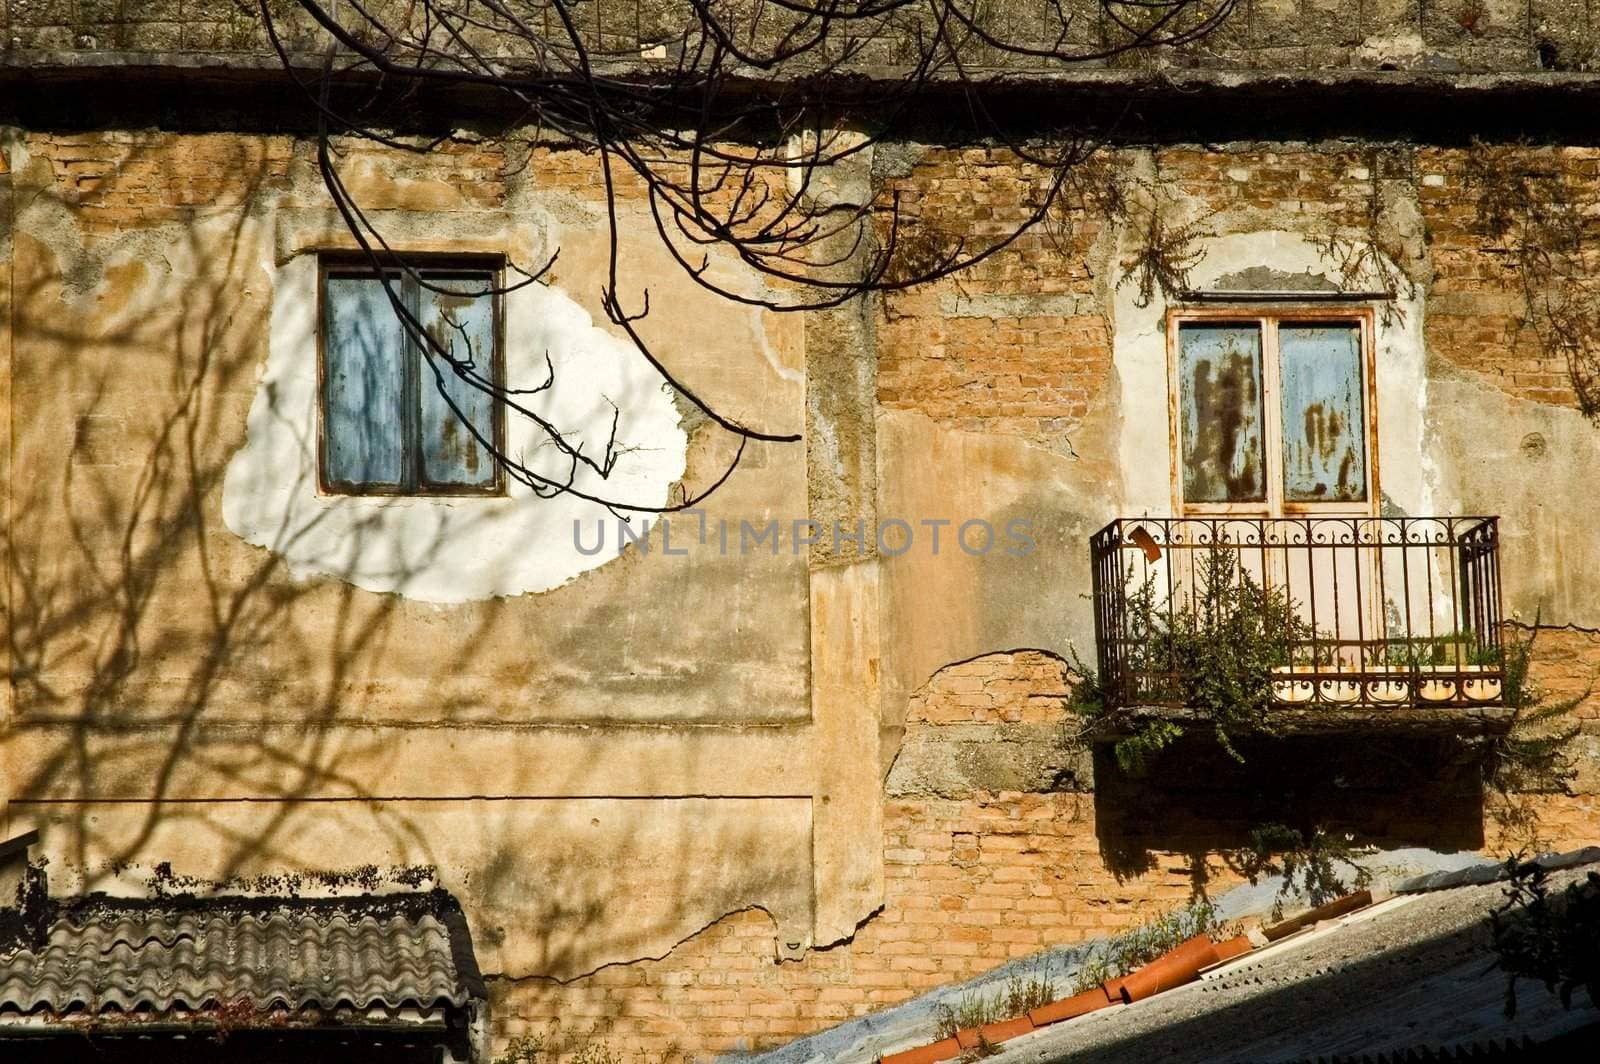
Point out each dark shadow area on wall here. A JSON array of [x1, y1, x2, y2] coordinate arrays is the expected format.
[[14, 65, 1600, 147], [1091, 733, 1488, 882], [1, 1030, 448, 1064]]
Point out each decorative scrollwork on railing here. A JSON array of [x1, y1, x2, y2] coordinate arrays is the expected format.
[[1089, 514, 1506, 711]]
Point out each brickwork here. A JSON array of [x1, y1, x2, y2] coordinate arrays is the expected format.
[[1524, 625, 1600, 721], [24, 130, 518, 231], [9, 123, 1600, 1064], [490, 791, 1226, 1064], [876, 148, 1111, 447], [483, 646, 1600, 1063], [874, 146, 1386, 445], [1151, 146, 1377, 227], [877, 307, 1112, 444], [1486, 793, 1600, 852], [905, 651, 1074, 726], [1416, 145, 1600, 409], [36, 131, 294, 229], [876, 142, 1600, 432]]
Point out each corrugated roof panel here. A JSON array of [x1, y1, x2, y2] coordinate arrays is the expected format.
[[0, 893, 481, 1021]]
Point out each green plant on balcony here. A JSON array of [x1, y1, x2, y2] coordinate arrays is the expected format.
[[1375, 630, 1503, 669], [1073, 547, 1318, 769]]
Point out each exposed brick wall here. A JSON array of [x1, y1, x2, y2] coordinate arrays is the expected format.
[[1151, 146, 1376, 226], [485, 773, 1600, 1064], [1486, 793, 1600, 854], [1416, 145, 1600, 408], [1524, 624, 1600, 721], [489, 791, 1224, 1064], [37, 131, 294, 229], [878, 141, 1600, 434], [876, 148, 1110, 448], [26, 130, 516, 230], [11, 126, 1600, 1064], [872, 145, 1413, 448], [905, 650, 1072, 726], [877, 309, 1112, 444], [487, 643, 1600, 1063]]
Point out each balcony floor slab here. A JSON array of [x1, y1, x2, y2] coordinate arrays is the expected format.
[[1102, 704, 1517, 737]]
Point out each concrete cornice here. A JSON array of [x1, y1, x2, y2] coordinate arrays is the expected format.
[[7, 50, 1600, 142]]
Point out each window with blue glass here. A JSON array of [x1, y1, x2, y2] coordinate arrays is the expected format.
[[1171, 311, 1373, 513], [320, 258, 502, 495]]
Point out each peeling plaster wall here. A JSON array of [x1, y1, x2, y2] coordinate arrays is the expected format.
[[0, 127, 881, 987], [16, 796, 815, 983], [873, 142, 1600, 789], [221, 255, 688, 603], [885, 651, 1085, 800], [0, 133, 814, 728], [1429, 372, 1600, 630], [874, 197, 1442, 761], [877, 409, 1109, 757]]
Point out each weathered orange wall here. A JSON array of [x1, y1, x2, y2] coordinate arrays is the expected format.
[[5, 125, 1600, 1064]]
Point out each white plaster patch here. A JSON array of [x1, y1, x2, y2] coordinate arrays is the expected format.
[[222, 255, 688, 602]]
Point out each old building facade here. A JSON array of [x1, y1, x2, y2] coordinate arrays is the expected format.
[[4, 2, 1600, 1061]]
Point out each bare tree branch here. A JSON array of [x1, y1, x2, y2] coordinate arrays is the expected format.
[[262, 0, 1237, 511]]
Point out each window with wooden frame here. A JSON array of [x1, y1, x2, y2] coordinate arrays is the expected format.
[[319, 255, 504, 496], [1167, 308, 1377, 515]]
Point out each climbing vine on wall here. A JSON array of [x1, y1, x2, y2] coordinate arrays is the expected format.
[[1312, 145, 1417, 327], [1465, 140, 1600, 422], [1118, 154, 1212, 308]]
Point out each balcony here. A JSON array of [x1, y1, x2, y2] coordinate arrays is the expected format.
[[1089, 516, 1513, 733]]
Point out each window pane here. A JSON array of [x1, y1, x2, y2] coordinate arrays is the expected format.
[[1279, 323, 1367, 502], [1179, 323, 1266, 503], [418, 274, 497, 488], [324, 275, 405, 488]]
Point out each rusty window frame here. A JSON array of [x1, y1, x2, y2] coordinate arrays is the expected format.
[[1166, 306, 1378, 517], [316, 252, 507, 497]]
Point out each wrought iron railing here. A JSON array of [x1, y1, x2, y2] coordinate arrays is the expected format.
[[1089, 516, 1505, 710]]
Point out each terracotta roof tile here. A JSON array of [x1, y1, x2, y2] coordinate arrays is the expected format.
[[878, 1036, 962, 1064], [1027, 986, 1116, 1026], [1262, 890, 1374, 942], [1116, 934, 1219, 1003]]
